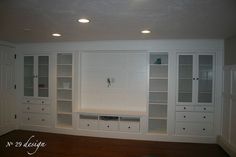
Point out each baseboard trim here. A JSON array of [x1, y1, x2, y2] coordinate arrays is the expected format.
[[0, 124, 18, 136], [217, 136, 236, 157]]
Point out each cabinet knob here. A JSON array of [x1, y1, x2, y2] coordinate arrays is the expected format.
[[87, 124, 90, 127], [184, 107, 186, 110], [203, 116, 206, 119], [41, 119, 45, 121], [42, 108, 45, 111], [107, 125, 110, 128], [27, 117, 30, 120], [204, 108, 206, 110], [182, 128, 186, 130], [128, 126, 131, 129], [183, 115, 186, 118], [27, 100, 30, 103], [203, 128, 206, 131], [42, 101, 44, 104]]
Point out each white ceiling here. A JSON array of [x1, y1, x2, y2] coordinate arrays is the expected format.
[[0, 0, 236, 43]]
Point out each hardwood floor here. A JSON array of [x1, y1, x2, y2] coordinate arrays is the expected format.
[[0, 130, 229, 157]]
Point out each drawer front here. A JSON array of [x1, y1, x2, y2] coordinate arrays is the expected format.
[[79, 119, 98, 130], [23, 98, 50, 105], [175, 122, 213, 136], [119, 121, 140, 132], [176, 106, 194, 112], [176, 112, 213, 122], [22, 113, 50, 126], [23, 105, 50, 114], [99, 120, 119, 131], [194, 106, 214, 112]]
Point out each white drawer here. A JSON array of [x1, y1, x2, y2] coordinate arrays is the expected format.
[[176, 106, 194, 111], [23, 98, 50, 105], [79, 119, 98, 130], [23, 105, 50, 114], [99, 120, 119, 131], [176, 112, 213, 122], [22, 113, 51, 126], [119, 121, 140, 132], [175, 122, 213, 136], [194, 106, 214, 112]]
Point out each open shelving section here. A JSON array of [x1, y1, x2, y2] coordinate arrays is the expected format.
[[56, 53, 73, 128], [148, 53, 168, 134]]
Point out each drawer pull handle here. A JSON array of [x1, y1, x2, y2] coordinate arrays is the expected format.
[[203, 116, 206, 119], [87, 124, 90, 127], [182, 128, 186, 130], [128, 126, 131, 129], [41, 119, 45, 121], [203, 128, 206, 131], [42, 101, 44, 104], [27, 100, 30, 103], [107, 125, 110, 128], [184, 107, 186, 110], [27, 117, 30, 120], [183, 115, 186, 118], [42, 108, 45, 111], [204, 108, 206, 110]]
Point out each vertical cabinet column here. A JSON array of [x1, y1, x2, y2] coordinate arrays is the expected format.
[[148, 53, 168, 134], [56, 53, 73, 128], [22, 55, 51, 127], [175, 53, 215, 136]]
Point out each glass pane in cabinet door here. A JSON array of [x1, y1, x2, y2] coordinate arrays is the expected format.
[[24, 56, 34, 96], [178, 55, 193, 102], [38, 56, 49, 97], [198, 55, 213, 103]]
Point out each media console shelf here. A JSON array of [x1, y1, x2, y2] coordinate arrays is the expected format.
[[78, 109, 145, 133]]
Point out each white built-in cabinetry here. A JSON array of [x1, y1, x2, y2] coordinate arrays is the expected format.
[[175, 53, 215, 136], [22, 55, 51, 127], [221, 66, 236, 152], [0, 46, 17, 135], [148, 53, 168, 134], [56, 53, 73, 128]]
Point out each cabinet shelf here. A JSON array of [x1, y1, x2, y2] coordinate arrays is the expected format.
[[57, 112, 72, 115], [149, 117, 167, 120], [149, 103, 167, 105], [57, 76, 72, 78], [57, 88, 72, 91], [150, 64, 168, 66], [149, 91, 168, 93], [57, 64, 72, 66], [149, 77, 168, 80]]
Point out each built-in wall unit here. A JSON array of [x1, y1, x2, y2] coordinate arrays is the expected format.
[[21, 54, 52, 128], [10, 40, 223, 144]]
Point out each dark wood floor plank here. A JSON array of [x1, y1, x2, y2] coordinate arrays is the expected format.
[[0, 130, 229, 157]]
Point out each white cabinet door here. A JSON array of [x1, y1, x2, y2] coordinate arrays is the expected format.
[[177, 54, 214, 105], [24, 55, 50, 98]]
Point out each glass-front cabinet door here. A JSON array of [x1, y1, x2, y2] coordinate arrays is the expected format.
[[177, 55, 194, 103], [197, 55, 213, 103], [24, 55, 49, 97], [38, 56, 49, 97], [177, 54, 214, 105], [24, 56, 34, 96]]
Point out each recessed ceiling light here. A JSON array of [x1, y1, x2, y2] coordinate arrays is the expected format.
[[78, 18, 90, 23], [52, 33, 61, 37], [141, 30, 151, 34]]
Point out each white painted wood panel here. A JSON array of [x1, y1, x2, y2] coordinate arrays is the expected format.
[[81, 52, 147, 112]]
